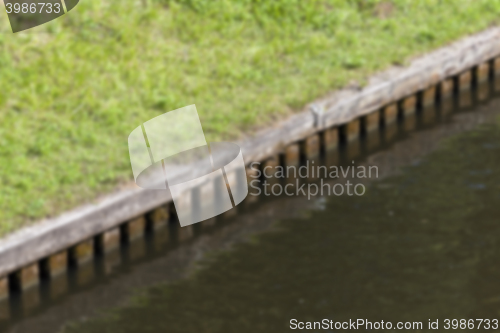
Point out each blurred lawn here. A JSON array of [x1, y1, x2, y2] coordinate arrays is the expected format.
[[1, 0, 499, 236]]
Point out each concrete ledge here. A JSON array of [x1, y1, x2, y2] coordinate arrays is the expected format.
[[1, 27, 500, 277]]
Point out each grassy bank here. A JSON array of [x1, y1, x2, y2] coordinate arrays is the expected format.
[[1, 0, 499, 236]]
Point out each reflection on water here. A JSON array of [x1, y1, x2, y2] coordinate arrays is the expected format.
[[4, 82, 500, 333]]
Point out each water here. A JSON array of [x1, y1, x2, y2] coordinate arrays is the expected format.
[[3, 81, 500, 332]]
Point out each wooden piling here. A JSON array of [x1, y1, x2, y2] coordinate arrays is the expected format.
[[476, 63, 490, 83], [123, 216, 146, 242], [42, 250, 68, 278], [401, 95, 417, 116], [343, 118, 360, 142], [70, 238, 94, 266], [12, 263, 39, 291], [0, 276, 8, 301], [383, 103, 398, 125], [303, 134, 320, 158], [440, 78, 454, 99], [458, 70, 472, 91], [97, 227, 121, 254], [148, 205, 170, 230], [422, 86, 436, 107], [364, 111, 380, 134], [494, 57, 500, 76], [284, 144, 300, 167], [323, 127, 338, 151]]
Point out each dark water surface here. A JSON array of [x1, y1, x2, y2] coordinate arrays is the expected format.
[[3, 82, 500, 332]]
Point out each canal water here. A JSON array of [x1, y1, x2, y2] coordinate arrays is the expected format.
[[3, 80, 500, 332]]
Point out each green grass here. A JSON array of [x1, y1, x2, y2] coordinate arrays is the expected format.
[[1, 0, 500, 236]]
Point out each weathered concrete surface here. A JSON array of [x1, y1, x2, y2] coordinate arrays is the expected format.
[[1, 27, 500, 278]]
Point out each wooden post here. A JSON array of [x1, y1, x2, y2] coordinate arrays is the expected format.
[[97, 227, 121, 254], [422, 86, 436, 107], [123, 216, 146, 242], [440, 78, 454, 99], [42, 251, 68, 278], [476, 63, 490, 83], [401, 95, 417, 116], [70, 238, 94, 266], [494, 57, 500, 76], [458, 70, 472, 91], [383, 103, 398, 125], [323, 127, 338, 151], [364, 111, 380, 133], [303, 134, 320, 159], [13, 263, 39, 291], [284, 144, 300, 166], [148, 205, 170, 230], [343, 118, 360, 142], [0, 276, 8, 301]]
